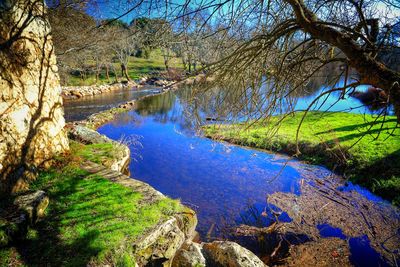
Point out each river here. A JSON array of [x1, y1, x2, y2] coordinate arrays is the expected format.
[[64, 85, 399, 266]]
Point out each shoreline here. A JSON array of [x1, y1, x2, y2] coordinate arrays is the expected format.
[[203, 112, 400, 206], [61, 76, 181, 100]]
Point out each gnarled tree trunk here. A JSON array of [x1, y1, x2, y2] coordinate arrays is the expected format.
[[0, 0, 69, 193]]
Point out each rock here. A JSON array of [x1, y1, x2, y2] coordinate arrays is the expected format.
[[202, 241, 267, 267], [139, 77, 148, 85], [70, 90, 83, 98], [14, 190, 49, 224], [0, 190, 49, 247], [67, 125, 130, 173], [131, 208, 197, 266], [0, 214, 28, 247], [172, 242, 206, 267], [61, 80, 137, 100], [68, 124, 111, 144], [134, 217, 186, 266]]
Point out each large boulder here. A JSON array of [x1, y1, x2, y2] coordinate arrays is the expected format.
[[172, 242, 206, 267], [14, 190, 49, 224], [202, 241, 267, 267], [0, 0, 69, 193]]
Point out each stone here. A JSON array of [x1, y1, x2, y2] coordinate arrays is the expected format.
[[0, 214, 28, 247], [0, 0, 69, 193], [134, 217, 186, 266], [61, 81, 137, 100], [14, 190, 49, 224], [70, 90, 83, 98], [202, 241, 267, 267], [0, 190, 49, 247], [172, 242, 206, 267]]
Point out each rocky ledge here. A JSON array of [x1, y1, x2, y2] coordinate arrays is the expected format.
[[81, 161, 198, 266], [67, 124, 131, 173], [61, 74, 215, 100], [61, 81, 138, 99]]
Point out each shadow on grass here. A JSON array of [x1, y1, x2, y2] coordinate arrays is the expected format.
[[350, 149, 400, 205], [315, 118, 398, 135], [320, 127, 398, 144], [11, 171, 104, 266]]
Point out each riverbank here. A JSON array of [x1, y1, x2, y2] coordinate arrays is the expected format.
[[204, 111, 400, 205], [61, 77, 178, 100], [0, 126, 198, 266]]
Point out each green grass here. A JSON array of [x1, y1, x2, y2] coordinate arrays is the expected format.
[[0, 142, 182, 266], [69, 140, 117, 165], [66, 49, 184, 86], [204, 111, 400, 205]]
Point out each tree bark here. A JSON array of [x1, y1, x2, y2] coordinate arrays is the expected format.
[[121, 63, 131, 81]]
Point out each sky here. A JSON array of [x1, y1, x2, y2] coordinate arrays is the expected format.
[[80, 0, 399, 26]]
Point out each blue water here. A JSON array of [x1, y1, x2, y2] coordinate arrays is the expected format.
[[99, 109, 303, 234], [93, 90, 398, 266]]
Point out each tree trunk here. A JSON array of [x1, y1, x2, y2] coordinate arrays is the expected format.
[[182, 57, 187, 71], [121, 63, 131, 81], [95, 69, 99, 84], [105, 65, 111, 83], [164, 58, 169, 71], [111, 65, 119, 83]]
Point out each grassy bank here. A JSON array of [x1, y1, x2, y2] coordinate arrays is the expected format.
[[66, 50, 184, 86], [204, 111, 400, 205], [0, 141, 182, 266]]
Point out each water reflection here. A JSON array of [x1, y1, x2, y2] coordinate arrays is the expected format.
[[63, 87, 163, 122]]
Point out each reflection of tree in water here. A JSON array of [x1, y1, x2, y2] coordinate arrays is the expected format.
[[134, 91, 199, 132], [135, 92, 176, 117]]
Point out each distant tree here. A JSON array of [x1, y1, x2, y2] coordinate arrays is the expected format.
[[48, 4, 98, 83], [109, 26, 138, 81]]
